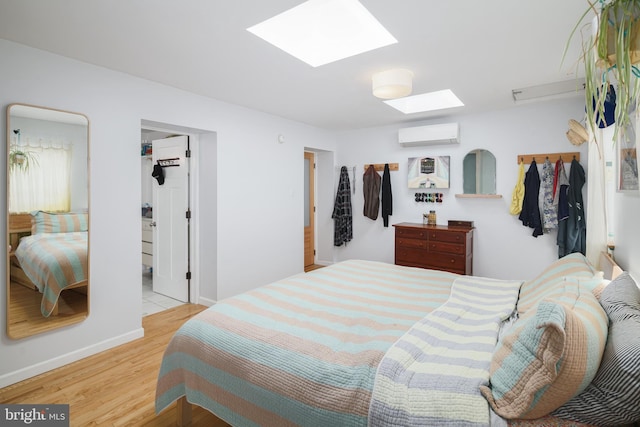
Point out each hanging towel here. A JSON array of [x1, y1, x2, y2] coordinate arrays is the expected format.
[[332, 166, 353, 246], [363, 164, 381, 220], [509, 161, 525, 215], [518, 160, 543, 237], [540, 158, 558, 231], [558, 159, 586, 257], [381, 164, 393, 227]]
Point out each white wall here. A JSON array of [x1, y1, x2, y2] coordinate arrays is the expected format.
[[332, 98, 592, 280], [1, 38, 639, 387], [0, 39, 336, 386]]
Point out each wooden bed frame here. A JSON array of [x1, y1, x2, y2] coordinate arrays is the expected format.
[[598, 251, 623, 281], [172, 251, 624, 427], [8, 213, 88, 316]]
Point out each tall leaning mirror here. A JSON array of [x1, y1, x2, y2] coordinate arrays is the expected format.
[[6, 103, 89, 339]]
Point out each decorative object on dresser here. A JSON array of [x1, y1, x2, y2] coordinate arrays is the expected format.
[[393, 221, 473, 275]]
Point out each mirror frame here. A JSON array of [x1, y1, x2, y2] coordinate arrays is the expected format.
[[6, 103, 90, 339]]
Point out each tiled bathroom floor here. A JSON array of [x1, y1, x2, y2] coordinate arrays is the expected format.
[[142, 269, 184, 316]]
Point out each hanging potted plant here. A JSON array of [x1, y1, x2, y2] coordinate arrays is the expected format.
[[9, 147, 39, 171], [568, 0, 640, 142]]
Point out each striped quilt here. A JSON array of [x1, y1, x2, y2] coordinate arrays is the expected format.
[[155, 260, 459, 427], [15, 231, 88, 317], [368, 276, 522, 427]]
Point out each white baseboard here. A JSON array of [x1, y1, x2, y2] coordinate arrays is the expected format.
[[197, 296, 216, 307], [0, 328, 144, 388]]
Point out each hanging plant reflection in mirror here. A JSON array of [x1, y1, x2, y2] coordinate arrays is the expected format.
[[9, 129, 39, 172]]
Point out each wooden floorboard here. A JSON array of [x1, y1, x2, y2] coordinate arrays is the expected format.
[[304, 263, 325, 272], [0, 304, 230, 427]]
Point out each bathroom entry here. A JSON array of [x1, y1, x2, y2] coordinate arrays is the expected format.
[[141, 130, 191, 315], [151, 135, 191, 302]]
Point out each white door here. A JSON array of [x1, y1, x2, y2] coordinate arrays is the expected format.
[[152, 135, 190, 302]]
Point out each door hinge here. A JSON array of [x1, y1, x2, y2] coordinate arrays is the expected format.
[[186, 210, 191, 219], [186, 271, 191, 280], [314, 249, 316, 255], [314, 206, 316, 212], [185, 149, 191, 158]]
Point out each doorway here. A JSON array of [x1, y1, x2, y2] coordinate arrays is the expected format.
[[140, 129, 190, 316], [304, 151, 317, 272]]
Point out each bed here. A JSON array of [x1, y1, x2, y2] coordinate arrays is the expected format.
[[12, 211, 88, 317], [155, 252, 640, 427]]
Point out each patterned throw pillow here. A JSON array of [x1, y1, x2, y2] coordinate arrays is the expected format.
[[516, 253, 597, 315], [31, 210, 88, 234], [480, 280, 608, 419], [553, 272, 640, 426]]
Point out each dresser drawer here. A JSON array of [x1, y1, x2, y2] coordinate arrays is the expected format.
[[427, 229, 467, 244], [142, 241, 153, 255], [395, 227, 428, 240], [142, 230, 153, 243], [396, 237, 428, 250], [142, 253, 153, 266], [395, 247, 428, 265], [426, 252, 466, 272], [428, 241, 465, 255]]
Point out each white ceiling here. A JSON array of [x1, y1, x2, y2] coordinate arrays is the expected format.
[[0, 0, 593, 130]]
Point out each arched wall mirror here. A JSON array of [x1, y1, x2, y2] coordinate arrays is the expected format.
[[6, 103, 89, 339], [463, 149, 497, 195]]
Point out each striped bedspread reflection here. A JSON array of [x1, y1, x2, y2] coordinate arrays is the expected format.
[[155, 260, 458, 427], [15, 231, 88, 317]]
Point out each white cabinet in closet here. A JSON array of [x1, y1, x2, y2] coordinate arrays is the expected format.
[[142, 218, 153, 268]]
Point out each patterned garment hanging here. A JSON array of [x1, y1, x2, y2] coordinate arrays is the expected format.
[[540, 159, 558, 231], [332, 166, 353, 246]]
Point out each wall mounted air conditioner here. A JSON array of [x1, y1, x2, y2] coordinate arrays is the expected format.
[[398, 123, 459, 146]]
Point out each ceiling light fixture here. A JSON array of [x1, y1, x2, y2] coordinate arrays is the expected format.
[[247, 0, 397, 67], [384, 89, 464, 114], [372, 69, 414, 99]]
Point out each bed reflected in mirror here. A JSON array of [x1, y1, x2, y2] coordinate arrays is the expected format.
[[6, 103, 89, 339], [463, 149, 497, 195]]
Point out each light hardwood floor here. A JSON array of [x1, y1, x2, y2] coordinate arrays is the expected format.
[[304, 263, 325, 272], [0, 304, 230, 426]]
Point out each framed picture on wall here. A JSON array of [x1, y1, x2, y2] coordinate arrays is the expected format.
[[408, 156, 450, 189], [619, 147, 638, 191]]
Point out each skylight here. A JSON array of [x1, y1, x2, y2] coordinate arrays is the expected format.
[[247, 0, 397, 67], [384, 90, 465, 114]]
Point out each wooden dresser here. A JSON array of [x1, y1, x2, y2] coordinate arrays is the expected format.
[[394, 222, 474, 275]]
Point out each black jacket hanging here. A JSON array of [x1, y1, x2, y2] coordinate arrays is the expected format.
[[518, 160, 543, 237], [381, 164, 393, 227], [152, 163, 165, 185]]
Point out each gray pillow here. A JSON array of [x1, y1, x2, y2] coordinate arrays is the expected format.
[[552, 272, 640, 426]]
